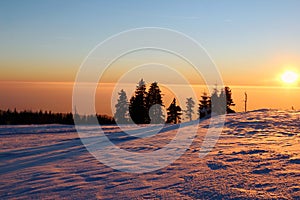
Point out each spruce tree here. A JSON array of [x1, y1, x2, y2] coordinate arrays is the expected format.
[[198, 92, 211, 118], [146, 82, 165, 124], [166, 98, 182, 124], [217, 88, 227, 115], [184, 97, 195, 121], [129, 79, 149, 124], [224, 86, 235, 113], [114, 89, 129, 124], [210, 87, 226, 115]]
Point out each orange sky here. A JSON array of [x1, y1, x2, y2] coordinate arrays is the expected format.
[[1, 1, 300, 116], [1, 81, 299, 119]]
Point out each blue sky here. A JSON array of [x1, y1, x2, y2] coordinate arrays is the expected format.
[[1, 0, 300, 85], [1, 0, 300, 113]]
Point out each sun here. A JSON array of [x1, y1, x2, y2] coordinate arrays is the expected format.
[[281, 70, 298, 84]]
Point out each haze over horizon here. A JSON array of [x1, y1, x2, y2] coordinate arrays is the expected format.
[[1, 0, 300, 114]]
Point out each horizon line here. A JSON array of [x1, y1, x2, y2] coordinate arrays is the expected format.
[[0, 80, 299, 89]]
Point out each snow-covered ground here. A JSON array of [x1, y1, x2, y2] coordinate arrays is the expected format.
[[1, 109, 300, 199]]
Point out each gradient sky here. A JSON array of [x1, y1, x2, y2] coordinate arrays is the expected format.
[[1, 0, 300, 114]]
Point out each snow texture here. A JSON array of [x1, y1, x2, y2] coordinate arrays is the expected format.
[[1, 109, 300, 199]]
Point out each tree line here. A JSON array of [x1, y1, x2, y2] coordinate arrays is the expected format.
[[0, 79, 235, 125], [0, 109, 115, 125], [114, 79, 235, 124]]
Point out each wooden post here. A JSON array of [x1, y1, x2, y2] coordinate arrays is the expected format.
[[244, 92, 247, 112]]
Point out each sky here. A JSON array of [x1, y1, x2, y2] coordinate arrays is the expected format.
[[0, 0, 300, 114]]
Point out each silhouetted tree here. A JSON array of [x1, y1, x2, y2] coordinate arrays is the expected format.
[[129, 79, 149, 124], [166, 98, 182, 124], [114, 89, 129, 124], [215, 88, 226, 115], [97, 114, 115, 124], [224, 86, 235, 113], [210, 87, 226, 115], [198, 92, 211, 118], [0, 109, 115, 125], [184, 97, 195, 121], [73, 106, 81, 124], [208, 86, 235, 115], [146, 82, 165, 124]]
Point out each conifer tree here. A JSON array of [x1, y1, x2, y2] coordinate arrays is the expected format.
[[184, 97, 195, 121], [209, 87, 226, 115], [224, 86, 235, 113], [166, 98, 182, 124], [129, 79, 149, 124], [217, 88, 227, 115], [198, 92, 211, 118], [146, 82, 165, 124], [210, 86, 234, 115], [114, 89, 129, 124]]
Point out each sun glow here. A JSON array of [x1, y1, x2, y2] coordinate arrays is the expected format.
[[281, 70, 298, 85]]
